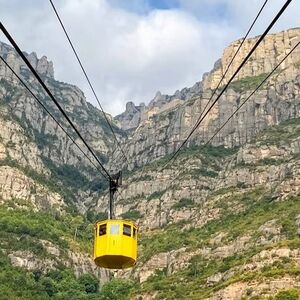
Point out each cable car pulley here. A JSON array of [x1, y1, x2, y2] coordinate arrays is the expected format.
[[93, 172, 138, 269]]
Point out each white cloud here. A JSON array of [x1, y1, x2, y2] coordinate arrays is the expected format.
[[0, 0, 298, 115], [179, 0, 300, 35]]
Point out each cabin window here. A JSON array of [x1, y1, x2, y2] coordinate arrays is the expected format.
[[110, 224, 119, 235], [133, 227, 137, 239], [99, 224, 106, 236], [123, 224, 131, 237]]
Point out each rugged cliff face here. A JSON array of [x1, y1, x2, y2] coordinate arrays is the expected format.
[[0, 27, 300, 300], [0, 41, 119, 297], [111, 114, 300, 300], [106, 28, 300, 299], [113, 28, 300, 170], [0, 41, 128, 208]]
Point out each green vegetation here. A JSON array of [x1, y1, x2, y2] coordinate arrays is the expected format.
[[235, 157, 288, 169], [44, 77, 126, 139], [191, 167, 219, 178], [274, 289, 299, 300], [0, 195, 122, 300], [229, 73, 269, 93], [3, 66, 300, 300], [86, 102, 126, 138], [0, 156, 107, 208], [295, 60, 300, 69], [0, 79, 18, 104], [202, 266, 300, 300], [0, 205, 94, 254], [99, 279, 136, 300], [138, 240, 300, 300], [257, 158, 286, 166], [171, 198, 195, 210], [125, 144, 238, 177], [147, 190, 166, 201], [86, 211, 107, 223], [0, 204, 138, 299], [256, 117, 300, 146], [0, 77, 109, 200], [138, 175, 152, 181], [138, 190, 300, 298], [120, 209, 143, 220], [0, 157, 76, 207], [134, 181, 300, 299], [42, 158, 100, 194], [211, 186, 239, 197], [0, 249, 134, 300], [172, 144, 238, 162], [194, 145, 238, 158]]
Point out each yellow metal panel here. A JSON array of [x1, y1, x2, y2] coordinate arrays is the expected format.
[[93, 219, 138, 269]]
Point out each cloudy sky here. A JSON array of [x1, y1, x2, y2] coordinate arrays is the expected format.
[[0, 0, 299, 115]]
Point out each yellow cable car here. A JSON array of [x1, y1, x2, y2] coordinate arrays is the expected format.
[[93, 219, 138, 269], [93, 172, 138, 269]]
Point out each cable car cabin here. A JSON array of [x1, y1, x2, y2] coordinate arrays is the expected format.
[[94, 219, 138, 269]]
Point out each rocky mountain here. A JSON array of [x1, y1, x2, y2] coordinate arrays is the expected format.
[[114, 83, 203, 131], [0, 41, 125, 298], [113, 28, 300, 170], [110, 117, 300, 299], [0, 27, 300, 300], [0, 41, 129, 209], [115, 101, 146, 131], [105, 28, 300, 299]]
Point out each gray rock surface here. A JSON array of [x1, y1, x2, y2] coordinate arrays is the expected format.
[[112, 28, 300, 169]]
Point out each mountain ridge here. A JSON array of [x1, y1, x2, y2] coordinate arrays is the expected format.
[[112, 27, 300, 170], [0, 27, 300, 299], [116, 27, 300, 128]]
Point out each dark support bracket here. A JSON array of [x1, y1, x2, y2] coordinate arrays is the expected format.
[[109, 171, 122, 219]]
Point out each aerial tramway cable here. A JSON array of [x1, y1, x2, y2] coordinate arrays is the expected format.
[[161, 0, 293, 170], [0, 1, 296, 270], [0, 55, 107, 178], [0, 22, 113, 181], [48, 0, 130, 167], [187, 0, 269, 142], [0, 39, 137, 269], [206, 39, 300, 146], [160, 36, 300, 198], [116, 0, 271, 200]]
